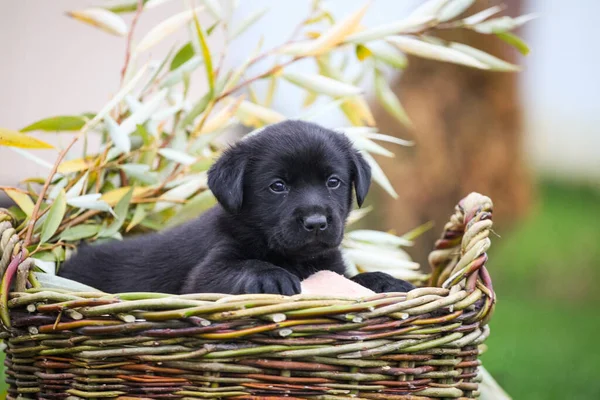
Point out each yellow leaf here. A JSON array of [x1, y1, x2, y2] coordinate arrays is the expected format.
[[305, 31, 321, 39], [67, 8, 128, 36], [280, 3, 369, 56], [194, 97, 243, 136], [192, 8, 215, 93], [0, 128, 54, 149], [3, 189, 35, 216], [303, 91, 318, 108], [340, 96, 375, 126], [355, 44, 373, 61], [236, 101, 285, 128], [101, 186, 151, 206], [57, 158, 93, 174]]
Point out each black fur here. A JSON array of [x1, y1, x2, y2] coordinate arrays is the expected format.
[[59, 120, 415, 295]]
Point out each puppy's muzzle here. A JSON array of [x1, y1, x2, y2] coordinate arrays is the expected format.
[[302, 214, 328, 232]]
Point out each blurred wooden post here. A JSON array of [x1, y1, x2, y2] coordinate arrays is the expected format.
[[371, 0, 532, 267]]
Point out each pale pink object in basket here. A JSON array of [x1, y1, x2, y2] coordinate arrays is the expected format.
[[300, 270, 375, 297]]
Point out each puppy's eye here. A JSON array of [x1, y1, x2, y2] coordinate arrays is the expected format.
[[269, 181, 288, 193], [327, 177, 341, 189]]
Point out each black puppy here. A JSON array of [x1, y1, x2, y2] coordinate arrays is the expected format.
[[59, 120, 414, 295]]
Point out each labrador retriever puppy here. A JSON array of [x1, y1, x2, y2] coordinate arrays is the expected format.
[[59, 120, 414, 295]]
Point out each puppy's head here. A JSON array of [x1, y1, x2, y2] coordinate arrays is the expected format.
[[208, 120, 371, 255]]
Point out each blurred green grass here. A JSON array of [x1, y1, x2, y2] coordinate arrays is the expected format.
[[482, 180, 600, 399], [1, 180, 599, 397]]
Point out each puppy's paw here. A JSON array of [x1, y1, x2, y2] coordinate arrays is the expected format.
[[351, 272, 415, 293], [242, 267, 301, 296]]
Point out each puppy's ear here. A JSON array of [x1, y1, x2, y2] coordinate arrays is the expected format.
[[351, 150, 371, 207], [208, 145, 248, 213]]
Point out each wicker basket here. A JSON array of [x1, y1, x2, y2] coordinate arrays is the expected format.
[[0, 192, 495, 400]]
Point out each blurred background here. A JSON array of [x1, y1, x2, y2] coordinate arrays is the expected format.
[[1, 1, 599, 398]]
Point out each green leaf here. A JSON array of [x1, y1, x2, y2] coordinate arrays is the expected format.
[[192, 8, 215, 93], [370, 43, 408, 69], [449, 42, 520, 71], [40, 189, 67, 244], [167, 190, 216, 227], [0, 127, 54, 149], [231, 7, 268, 40], [100, 187, 134, 237], [496, 32, 530, 55], [59, 224, 102, 241], [2, 189, 35, 216], [158, 148, 197, 165], [355, 44, 372, 61], [21, 115, 86, 132], [170, 42, 195, 71], [126, 204, 148, 232], [374, 70, 412, 128], [179, 90, 212, 128]]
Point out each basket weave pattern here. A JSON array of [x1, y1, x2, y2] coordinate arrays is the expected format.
[[0, 193, 494, 399]]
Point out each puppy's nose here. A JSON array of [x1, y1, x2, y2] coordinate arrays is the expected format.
[[302, 214, 328, 231]]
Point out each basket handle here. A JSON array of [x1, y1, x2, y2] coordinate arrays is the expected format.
[[428, 193, 495, 323]]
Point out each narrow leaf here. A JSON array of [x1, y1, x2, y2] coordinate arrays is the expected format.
[[283, 72, 363, 98], [170, 42, 195, 71], [21, 115, 86, 132], [282, 4, 368, 56], [230, 7, 268, 39], [104, 115, 131, 153], [178, 90, 212, 128], [119, 164, 158, 184], [236, 101, 285, 128], [59, 224, 102, 241], [361, 151, 398, 199], [34, 272, 101, 292], [87, 63, 150, 130], [67, 8, 128, 36], [438, 0, 476, 22], [101, 186, 150, 206], [65, 171, 89, 199], [10, 148, 54, 169], [57, 158, 92, 174], [449, 42, 520, 71], [135, 6, 205, 53], [369, 43, 408, 69], [496, 32, 530, 55], [202, 0, 223, 19], [160, 55, 203, 88], [154, 175, 208, 212], [192, 7, 215, 92], [340, 96, 375, 127], [101, 187, 133, 237], [158, 148, 197, 165], [3, 189, 35, 216], [0, 128, 54, 149], [347, 230, 413, 247], [374, 70, 412, 128], [67, 194, 114, 214], [166, 190, 216, 227], [119, 89, 168, 135], [126, 204, 148, 232], [355, 44, 372, 61], [473, 14, 537, 34], [463, 6, 504, 25], [408, 0, 452, 19], [388, 36, 489, 69], [40, 189, 67, 243], [345, 15, 434, 43]]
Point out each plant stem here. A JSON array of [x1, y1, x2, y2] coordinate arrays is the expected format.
[[120, 0, 144, 85]]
